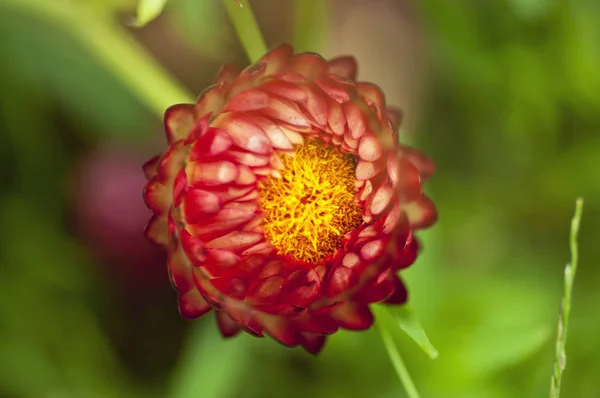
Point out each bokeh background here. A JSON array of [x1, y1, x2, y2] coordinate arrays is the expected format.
[[1, 0, 598, 397]]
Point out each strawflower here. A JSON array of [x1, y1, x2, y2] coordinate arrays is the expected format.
[[143, 44, 437, 354]]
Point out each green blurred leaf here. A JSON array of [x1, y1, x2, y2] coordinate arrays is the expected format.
[[135, 0, 169, 27], [168, 322, 254, 398], [0, 197, 136, 398], [387, 304, 439, 359], [170, 0, 230, 60], [464, 323, 552, 377], [1, 0, 194, 120]]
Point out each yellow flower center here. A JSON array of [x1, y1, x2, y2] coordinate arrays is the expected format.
[[258, 139, 363, 263]]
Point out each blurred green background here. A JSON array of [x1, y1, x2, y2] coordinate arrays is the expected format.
[[0, 0, 598, 397]]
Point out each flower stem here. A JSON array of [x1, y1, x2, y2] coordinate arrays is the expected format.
[[378, 321, 421, 398], [222, 0, 268, 63], [550, 198, 584, 398]]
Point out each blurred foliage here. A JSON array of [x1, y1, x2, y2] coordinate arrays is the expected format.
[[0, 0, 598, 398], [135, 0, 170, 27]]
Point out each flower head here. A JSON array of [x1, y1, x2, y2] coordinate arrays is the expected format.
[[143, 44, 437, 354]]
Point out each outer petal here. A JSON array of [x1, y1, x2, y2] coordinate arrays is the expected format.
[[216, 311, 241, 337], [178, 289, 212, 319], [165, 104, 194, 144], [327, 56, 358, 80], [332, 301, 374, 330], [298, 332, 327, 355]]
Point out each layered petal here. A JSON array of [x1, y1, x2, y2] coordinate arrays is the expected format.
[[142, 44, 437, 354]]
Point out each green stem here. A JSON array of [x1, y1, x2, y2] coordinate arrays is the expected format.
[[1, 0, 195, 118], [550, 198, 584, 398], [292, 0, 328, 53], [223, 0, 268, 63], [378, 321, 421, 398]]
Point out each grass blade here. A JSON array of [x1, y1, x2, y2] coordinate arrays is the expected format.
[[549, 198, 584, 398]]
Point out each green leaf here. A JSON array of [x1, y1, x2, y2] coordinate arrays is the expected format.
[[383, 304, 439, 359], [135, 0, 169, 27], [168, 322, 254, 398]]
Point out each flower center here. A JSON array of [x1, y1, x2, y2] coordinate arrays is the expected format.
[[258, 139, 363, 264]]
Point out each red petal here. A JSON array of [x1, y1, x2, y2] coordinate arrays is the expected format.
[[172, 168, 187, 208], [357, 82, 386, 109], [343, 101, 367, 140], [386, 107, 403, 130], [211, 277, 247, 299], [190, 208, 256, 240], [327, 99, 347, 135], [248, 275, 284, 303], [392, 232, 419, 270], [400, 145, 436, 180], [282, 269, 320, 307], [144, 214, 168, 247], [261, 44, 294, 75], [261, 317, 298, 347], [342, 252, 362, 269], [168, 245, 194, 293], [180, 229, 207, 267], [143, 155, 160, 180], [353, 270, 395, 303], [298, 332, 327, 355], [327, 56, 358, 80], [358, 134, 383, 162], [216, 311, 241, 338], [205, 231, 264, 251], [215, 65, 241, 84], [263, 96, 311, 128], [189, 129, 233, 160], [259, 79, 308, 102], [187, 160, 239, 186], [143, 178, 170, 214], [369, 181, 395, 216], [186, 113, 210, 143], [222, 89, 269, 113], [332, 302, 374, 330], [164, 104, 195, 144], [314, 76, 351, 103], [182, 189, 222, 224], [360, 238, 386, 262], [327, 266, 358, 298], [247, 115, 294, 150], [302, 83, 328, 126], [383, 201, 402, 234], [213, 114, 272, 154], [384, 275, 408, 304], [404, 195, 438, 229], [178, 289, 212, 319], [155, 140, 187, 184], [393, 158, 422, 201], [203, 248, 241, 276], [289, 53, 327, 78], [194, 85, 226, 118], [294, 313, 339, 334], [356, 159, 382, 180]]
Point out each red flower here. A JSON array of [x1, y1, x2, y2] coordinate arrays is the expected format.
[[143, 44, 437, 354]]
